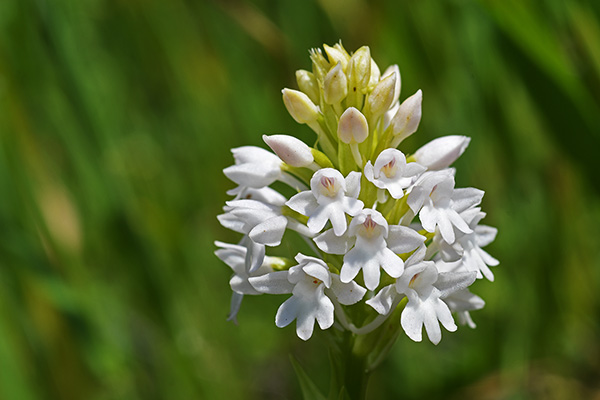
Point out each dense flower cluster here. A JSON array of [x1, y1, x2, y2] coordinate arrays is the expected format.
[[216, 43, 498, 344]]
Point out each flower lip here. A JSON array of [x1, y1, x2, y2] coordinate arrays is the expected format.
[[320, 176, 338, 197], [381, 157, 397, 178], [310, 168, 346, 201]]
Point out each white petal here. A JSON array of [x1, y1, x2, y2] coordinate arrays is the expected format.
[[227, 292, 244, 323], [452, 187, 484, 212], [434, 298, 457, 334], [475, 225, 498, 247], [345, 171, 362, 198], [363, 161, 376, 183], [275, 296, 300, 328], [307, 205, 332, 234], [401, 303, 424, 342], [330, 275, 366, 305], [387, 225, 426, 254], [422, 305, 443, 345], [362, 257, 382, 291], [315, 294, 335, 330], [437, 213, 456, 244], [436, 271, 477, 298], [314, 229, 353, 254], [249, 216, 288, 246], [302, 263, 332, 288], [366, 284, 398, 314], [223, 163, 280, 188], [247, 241, 266, 273], [328, 207, 349, 236], [249, 271, 294, 294], [379, 247, 405, 278], [413, 135, 470, 170], [447, 209, 472, 235], [286, 191, 318, 215], [263, 134, 314, 167]]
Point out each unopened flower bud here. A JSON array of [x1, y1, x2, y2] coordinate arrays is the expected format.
[[368, 58, 381, 89], [338, 107, 369, 144], [347, 46, 371, 94], [323, 62, 348, 104], [413, 135, 471, 170], [382, 64, 401, 106], [309, 47, 330, 81], [296, 69, 319, 104], [391, 89, 422, 143], [282, 88, 320, 124], [368, 72, 396, 118], [324, 43, 349, 71], [263, 134, 314, 168]]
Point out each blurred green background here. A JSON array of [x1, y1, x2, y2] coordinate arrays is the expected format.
[[1, 0, 600, 399]]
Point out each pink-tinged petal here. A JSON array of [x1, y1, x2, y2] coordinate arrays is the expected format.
[[249, 216, 288, 246], [263, 134, 314, 168], [401, 303, 424, 342], [330, 275, 366, 305], [286, 191, 318, 215], [275, 296, 300, 328], [366, 284, 398, 314], [413, 135, 470, 170], [314, 229, 353, 254], [249, 271, 294, 294], [379, 247, 404, 278], [387, 225, 426, 254], [345, 171, 362, 198]]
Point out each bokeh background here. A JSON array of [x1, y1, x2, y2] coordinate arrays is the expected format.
[[2, 0, 600, 399]]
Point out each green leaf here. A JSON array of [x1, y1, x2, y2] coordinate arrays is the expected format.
[[290, 354, 327, 400]]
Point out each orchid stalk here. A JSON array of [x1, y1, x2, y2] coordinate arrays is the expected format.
[[216, 42, 498, 400]]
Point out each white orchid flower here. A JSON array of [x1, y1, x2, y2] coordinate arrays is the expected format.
[[364, 148, 426, 200], [214, 241, 277, 323], [249, 254, 366, 340], [314, 208, 425, 290], [286, 168, 364, 236]]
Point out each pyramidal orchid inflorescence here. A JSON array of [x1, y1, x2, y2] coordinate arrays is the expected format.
[[216, 43, 498, 348]]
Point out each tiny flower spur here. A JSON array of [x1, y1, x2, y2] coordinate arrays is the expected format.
[[216, 42, 498, 399]]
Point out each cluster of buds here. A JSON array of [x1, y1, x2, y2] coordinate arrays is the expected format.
[[216, 43, 498, 344]]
